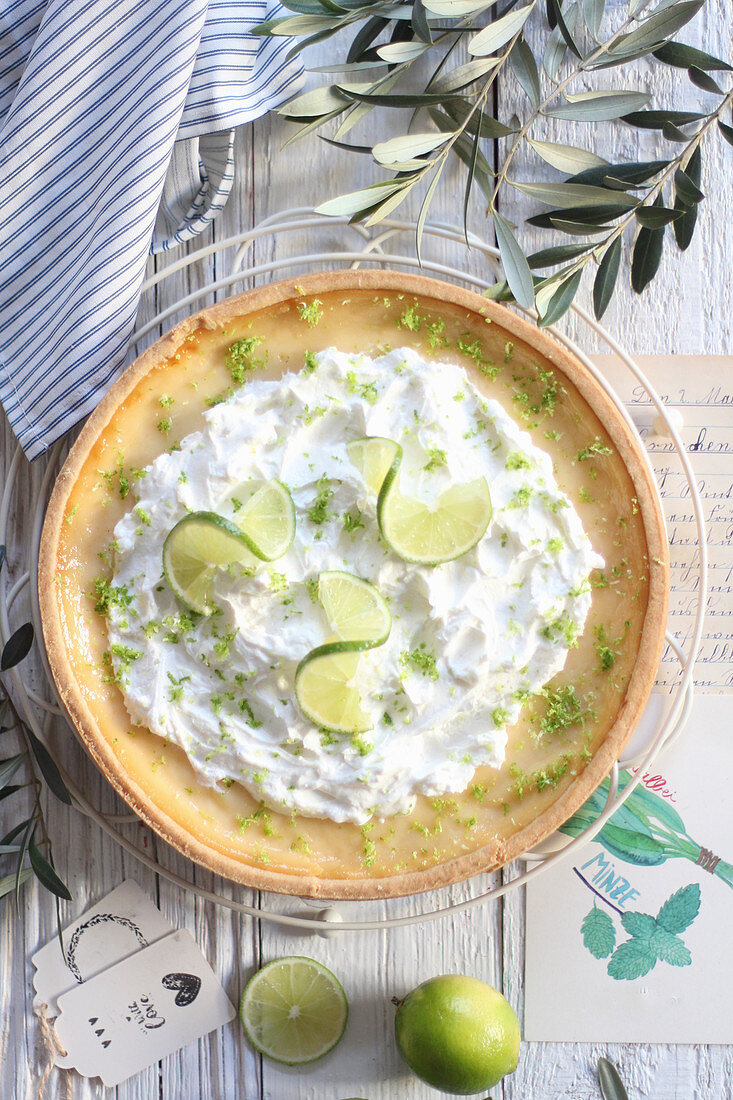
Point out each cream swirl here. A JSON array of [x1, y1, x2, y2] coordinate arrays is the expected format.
[[108, 347, 602, 824]]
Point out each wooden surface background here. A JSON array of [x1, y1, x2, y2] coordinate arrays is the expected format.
[[2, 3, 732, 1097]]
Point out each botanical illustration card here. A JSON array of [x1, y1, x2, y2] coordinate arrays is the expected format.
[[524, 693, 733, 1044]]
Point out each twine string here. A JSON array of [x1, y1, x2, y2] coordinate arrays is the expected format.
[[35, 1002, 71, 1100]]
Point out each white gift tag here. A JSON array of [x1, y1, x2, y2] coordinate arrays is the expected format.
[[33, 880, 174, 1016], [53, 929, 235, 1086]]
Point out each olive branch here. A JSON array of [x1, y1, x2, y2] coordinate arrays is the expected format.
[[255, 0, 733, 323], [0, 547, 73, 925]]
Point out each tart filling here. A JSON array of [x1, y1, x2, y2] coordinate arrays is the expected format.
[[107, 346, 602, 825]]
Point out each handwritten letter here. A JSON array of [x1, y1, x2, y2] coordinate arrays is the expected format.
[[594, 355, 733, 692]]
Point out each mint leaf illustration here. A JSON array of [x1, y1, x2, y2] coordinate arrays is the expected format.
[[656, 883, 701, 933], [620, 911, 656, 941], [581, 905, 616, 959], [607, 938, 656, 981], [651, 926, 692, 967]]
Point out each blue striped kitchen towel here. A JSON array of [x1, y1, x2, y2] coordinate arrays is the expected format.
[[0, 0, 303, 460]]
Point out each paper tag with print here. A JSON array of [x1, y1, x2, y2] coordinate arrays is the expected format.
[[53, 929, 235, 1086], [33, 879, 174, 1016]]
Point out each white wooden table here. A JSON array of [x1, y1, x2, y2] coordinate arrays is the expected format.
[[2, 7, 733, 1097]]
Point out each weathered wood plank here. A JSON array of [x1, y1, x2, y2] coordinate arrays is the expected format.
[[2, 6, 732, 1096]]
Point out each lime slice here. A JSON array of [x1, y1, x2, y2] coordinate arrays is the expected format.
[[318, 570, 391, 645], [347, 436, 402, 494], [237, 480, 295, 561], [378, 477, 492, 565], [162, 511, 256, 614], [295, 573, 389, 732], [240, 956, 348, 1065], [295, 644, 371, 733]]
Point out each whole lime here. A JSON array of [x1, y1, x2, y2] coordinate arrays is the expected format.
[[394, 974, 521, 1095]]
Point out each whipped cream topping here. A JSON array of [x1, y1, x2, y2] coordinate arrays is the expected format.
[[108, 347, 603, 824]]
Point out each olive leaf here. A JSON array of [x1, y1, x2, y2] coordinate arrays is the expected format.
[[547, 0, 582, 59], [423, 0, 499, 14], [546, 90, 651, 121], [598, 1058, 630, 1100], [469, 5, 533, 57], [527, 138, 607, 174], [593, 236, 621, 319], [263, 0, 727, 319], [509, 38, 540, 109], [570, 159, 668, 188], [634, 206, 680, 226], [543, 4, 579, 81], [431, 57, 501, 93], [441, 99, 517, 137], [277, 83, 353, 118], [688, 66, 724, 95], [492, 212, 535, 309], [527, 243, 591, 268], [718, 120, 733, 146], [372, 131, 450, 164], [673, 146, 702, 250], [316, 180, 407, 217], [26, 729, 72, 805], [528, 204, 625, 227], [600, 1, 705, 63], [537, 268, 583, 326], [512, 181, 637, 208], [674, 166, 704, 204], [582, 0, 605, 41], [377, 40, 427, 63], [0, 753, 25, 792], [15, 816, 36, 909], [631, 213, 665, 294], [1, 623, 34, 671], [654, 41, 733, 72], [0, 868, 32, 902], [28, 837, 72, 902], [623, 108, 706, 129], [662, 120, 692, 143]]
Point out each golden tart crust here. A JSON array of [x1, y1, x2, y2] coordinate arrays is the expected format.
[[39, 271, 669, 899]]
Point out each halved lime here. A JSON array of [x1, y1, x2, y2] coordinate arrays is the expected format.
[[162, 511, 256, 614], [347, 436, 402, 494], [378, 477, 492, 565], [237, 480, 295, 561], [240, 956, 348, 1065], [318, 570, 391, 645], [295, 643, 372, 733]]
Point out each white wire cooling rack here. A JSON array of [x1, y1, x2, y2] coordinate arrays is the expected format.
[[0, 209, 708, 933]]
